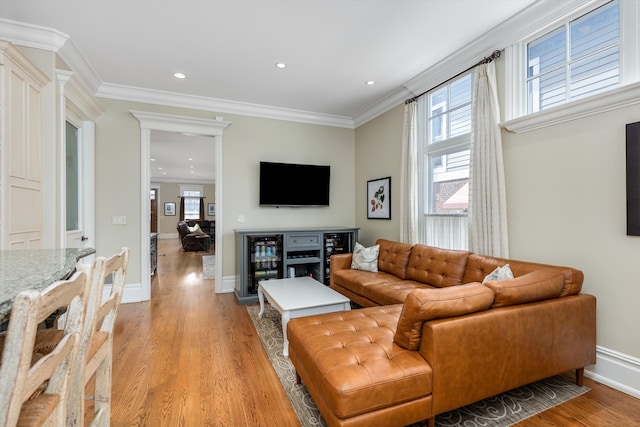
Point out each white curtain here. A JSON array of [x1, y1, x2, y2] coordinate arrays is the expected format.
[[400, 102, 418, 243], [468, 61, 509, 257]]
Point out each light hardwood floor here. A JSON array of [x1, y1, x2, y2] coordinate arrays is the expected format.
[[110, 238, 640, 426]]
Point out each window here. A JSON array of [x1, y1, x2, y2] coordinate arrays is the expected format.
[[527, 0, 619, 113], [183, 190, 201, 220], [66, 121, 80, 231], [417, 72, 472, 250], [503, 0, 640, 131], [180, 185, 204, 220]]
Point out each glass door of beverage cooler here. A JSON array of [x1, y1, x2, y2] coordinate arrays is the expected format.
[[323, 232, 353, 285], [247, 235, 283, 295]]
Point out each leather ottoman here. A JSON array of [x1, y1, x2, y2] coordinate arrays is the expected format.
[[287, 305, 433, 427]]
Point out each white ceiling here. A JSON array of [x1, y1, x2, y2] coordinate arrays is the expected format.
[[0, 0, 539, 181]]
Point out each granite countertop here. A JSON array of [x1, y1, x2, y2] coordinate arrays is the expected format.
[[0, 247, 96, 323]]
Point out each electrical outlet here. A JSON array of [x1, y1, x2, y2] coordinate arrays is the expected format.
[[112, 215, 127, 225], [237, 215, 245, 223]]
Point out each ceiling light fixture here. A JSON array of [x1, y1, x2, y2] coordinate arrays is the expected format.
[[366, 80, 375, 86], [275, 62, 286, 69], [173, 72, 186, 79]]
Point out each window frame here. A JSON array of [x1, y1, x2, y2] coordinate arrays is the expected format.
[[503, 0, 640, 133], [416, 72, 473, 250]]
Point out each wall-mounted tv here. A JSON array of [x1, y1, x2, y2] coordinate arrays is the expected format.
[[259, 161, 330, 207]]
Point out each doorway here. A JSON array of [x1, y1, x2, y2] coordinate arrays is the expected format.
[[132, 111, 230, 302], [150, 188, 158, 233]]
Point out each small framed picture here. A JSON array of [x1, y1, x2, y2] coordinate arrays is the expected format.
[[164, 202, 176, 216], [367, 177, 391, 220], [208, 203, 215, 216]]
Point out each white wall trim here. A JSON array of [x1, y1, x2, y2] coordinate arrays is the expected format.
[[105, 282, 145, 304], [501, 81, 640, 133], [586, 345, 640, 399], [220, 275, 236, 294], [131, 111, 230, 300], [102, 83, 354, 128], [159, 233, 179, 240]]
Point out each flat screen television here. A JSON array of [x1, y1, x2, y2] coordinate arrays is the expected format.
[[259, 161, 330, 207]]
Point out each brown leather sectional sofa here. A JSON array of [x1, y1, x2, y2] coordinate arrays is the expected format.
[[287, 239, 596, 427]]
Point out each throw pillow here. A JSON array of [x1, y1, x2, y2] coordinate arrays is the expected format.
[[482, 264, 514, 284], [187, 224, 203, 234], [351, 242, 379, 272]]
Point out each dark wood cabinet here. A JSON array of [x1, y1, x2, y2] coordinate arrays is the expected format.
[[150, 233, 158, 275]]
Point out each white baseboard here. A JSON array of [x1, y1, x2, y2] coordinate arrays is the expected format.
[[158, 232, 179, 240], [107, 282, 146, 304], [220, 275, 236, 293], [586, 346, 640, 399]]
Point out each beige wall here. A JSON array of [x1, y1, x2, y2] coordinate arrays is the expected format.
[[95, 98, 356, 283], [354, 64, 640, 360], [354, 105, 404, 246], [221, 114, 356, 275]]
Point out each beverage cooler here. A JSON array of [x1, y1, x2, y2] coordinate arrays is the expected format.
[[246, 235, 283, 295], [323, 232, 354, 286]]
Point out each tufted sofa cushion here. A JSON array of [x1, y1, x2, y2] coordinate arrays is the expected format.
[[405, 245, 470, 288], [287, 305, 433, 419], [485, 268, 565, 308], [375, 239, 414, 279], [394, 283, 495, 350]]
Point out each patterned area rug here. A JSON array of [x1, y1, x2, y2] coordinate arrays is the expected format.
[[202, 255, 215, 279], [247, 304, 590, 427]]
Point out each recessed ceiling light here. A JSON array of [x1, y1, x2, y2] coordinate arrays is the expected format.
[[157, 167, 163, 170], [275, 62, 286, 69], [174, 72, 186, 79], [162, 171, 167, 175], [188, 158, 193, 161], [366, 80, 375, 86], [150, 158, 156, 162]]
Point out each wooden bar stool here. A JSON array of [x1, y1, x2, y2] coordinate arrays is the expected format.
[[0, 270, 89, 427], [67, 247, 129, 427]]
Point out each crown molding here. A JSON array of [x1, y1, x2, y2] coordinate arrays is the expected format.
[[352, 86, 414, 128], [0, 18, 102, 93], [151, 177, 215, 185], [402, 0, 591, 99], [56, 69, 104, 120], [355, 0, 594, 127], [1, 2, 599, 130], [100, 83, 355, 129]]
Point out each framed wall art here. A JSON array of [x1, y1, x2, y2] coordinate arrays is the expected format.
[[367, 177, 391, 219], [208, 203, 216, 216], [164, 202, 176, 216]]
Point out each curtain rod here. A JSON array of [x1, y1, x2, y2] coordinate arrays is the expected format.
[[404, 50, 501, 105]]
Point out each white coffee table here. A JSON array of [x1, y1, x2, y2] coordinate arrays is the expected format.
[[258, 276, 351, 357]]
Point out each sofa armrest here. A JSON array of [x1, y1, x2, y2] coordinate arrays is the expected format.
[[331, 253, 352, 270], [329, 253, 353, 289], [393, 283, 494, 350], [420, 294, 596, 416]]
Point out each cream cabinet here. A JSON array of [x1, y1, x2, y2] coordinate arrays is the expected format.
[[0, 41, 49, 249]]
